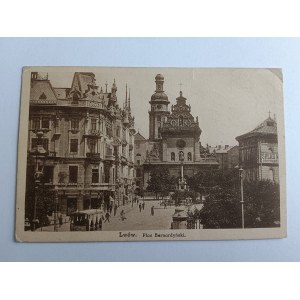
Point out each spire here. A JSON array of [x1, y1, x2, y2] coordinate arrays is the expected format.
[[268, 110, 271, 118], [128, 88, 131, 110], [105, 81, 108, 93], [112, 78, 117, 93], [125, 84, 128, 108]]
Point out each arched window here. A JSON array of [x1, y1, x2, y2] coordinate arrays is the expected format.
[[73, 93, 79, 101], [179, 151, 184, 161], [188, 152, 192, 161], [171, 152, 175, 161], [158, 126, 161, 138], [179, 116, 184, 126]]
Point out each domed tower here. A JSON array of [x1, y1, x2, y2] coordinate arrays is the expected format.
[[149, 74, 170, 141]]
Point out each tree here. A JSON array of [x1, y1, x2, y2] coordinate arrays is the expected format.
[[199, 187, 241, 228], [243, 180, 280, 228], [146, 166, 176, 199], [198, 178, 280, 229]]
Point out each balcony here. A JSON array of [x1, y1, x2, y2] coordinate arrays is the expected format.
[[86, 152, 101, 161], [84, 129, 102, 137]]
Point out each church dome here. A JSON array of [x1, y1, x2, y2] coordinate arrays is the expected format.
[[151, 91, 169, 101], [155, 74, 164, 81]]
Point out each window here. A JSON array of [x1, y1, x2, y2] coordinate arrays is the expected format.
[[31, 138, 48, 151], [43, 166, 54, 183], [157, 115, 161, 121], [39, 92, 47, 100], [188, 152, 192, 161], [158, 126, 161, 138], [104, 164, 110, 183], [116, 126, 120, 137], [137, 159, 141, 165], [92, 168, 99, 183], [70, 139, 78, 153], [179, 116, 184, 126], [179, 151, 184, 161], [91, 118, 97, 130], [69, 166, 78, 183], [41, 117, 50, 129], [90, 140, 97, 153], [71, 118, 79, 130], [72, 93, 79, 102], [136, 168, 142, 177], [32, 117, 40, 129], [171, 152, 175, 161]]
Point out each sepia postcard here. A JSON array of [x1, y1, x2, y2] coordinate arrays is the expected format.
[[16, 67, 287, 242]]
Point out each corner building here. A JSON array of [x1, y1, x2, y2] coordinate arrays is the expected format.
[[236, 116, 279, 182], [27, 72, 135, 216]]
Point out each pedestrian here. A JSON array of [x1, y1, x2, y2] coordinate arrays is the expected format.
[[113, 203, 118, 216], [120, 210, 127, 221], [139, 203, 142, 212], [164, 202, 167, 209], [142, 201, 145, 210], [109, 204, 113, 214], [151, 206, 154, 216], [137, 197, 139, 205], [104, 211, 110, 223]]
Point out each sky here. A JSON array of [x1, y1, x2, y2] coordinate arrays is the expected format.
[[47, 67, 283, 146]]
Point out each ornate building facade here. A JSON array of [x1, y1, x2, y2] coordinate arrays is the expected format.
[[27, 72, 135, 217], [236, 116, 279, 182], [134, 74, 218, 192]]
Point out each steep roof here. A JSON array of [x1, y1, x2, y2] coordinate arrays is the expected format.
[[53, 88, 70, 99], [69, 72, 95, 97], [236, 117, 277, 141], [30, 80, 57, 102], [208, 145, 237, 154], [135, 132, 146, 141]]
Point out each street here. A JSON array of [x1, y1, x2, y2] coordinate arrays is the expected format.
[[36, 199, 175, 232], [102, 200, 174, 231]]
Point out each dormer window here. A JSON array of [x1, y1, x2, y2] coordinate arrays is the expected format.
[[39, 92, 47, 100]]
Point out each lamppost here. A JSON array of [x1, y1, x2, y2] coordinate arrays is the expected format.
[[53, 187, 59, 232], [31, 130, 46, 231], [239, 167, 244, 229], [32, 167, 43, 231]]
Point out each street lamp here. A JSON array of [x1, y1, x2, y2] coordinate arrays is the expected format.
[[53, 187, 59, 232], [239, 167, 244, 229]]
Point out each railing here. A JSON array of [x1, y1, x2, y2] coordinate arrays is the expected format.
[[84, 129, 102, 137], [86, 152, 101, 160]]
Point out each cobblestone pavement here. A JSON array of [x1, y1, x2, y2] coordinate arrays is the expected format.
[[102, 200, 174, 231], [36, 199, 175, 232]]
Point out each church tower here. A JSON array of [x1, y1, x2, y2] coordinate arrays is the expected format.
[[149, 74, 170, 141]]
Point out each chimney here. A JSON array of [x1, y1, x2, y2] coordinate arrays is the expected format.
[[225, 145, 229, 149], [218, 145, 221, 150], [31, 72, 38, 88]]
